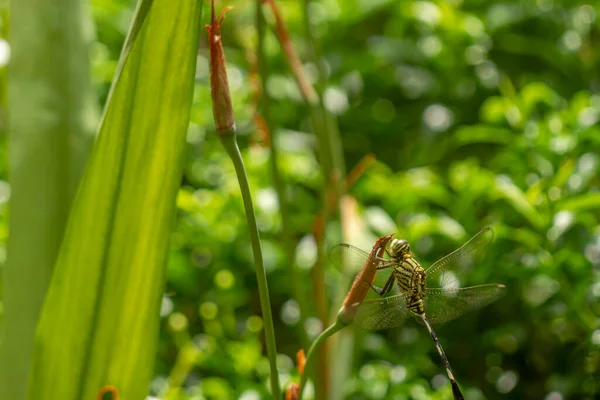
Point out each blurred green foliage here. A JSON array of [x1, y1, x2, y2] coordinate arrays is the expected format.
[[1, 0, 599, 399]]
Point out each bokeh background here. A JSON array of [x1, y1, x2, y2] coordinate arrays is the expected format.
[[1, 0, 599, 399]]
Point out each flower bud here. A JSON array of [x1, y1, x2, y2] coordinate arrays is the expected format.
[[96, 386, 119, 400], [206, 0, 235, 134], [285, 383, 300, 400]]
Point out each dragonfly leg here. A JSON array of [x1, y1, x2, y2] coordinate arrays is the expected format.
[[353, 273, 394, 296], [375, 274, 395, 296], [353, 276, 384, 294], [376, 262, 394, 270]]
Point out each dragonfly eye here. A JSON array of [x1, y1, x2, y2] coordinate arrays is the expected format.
[[390, 239, 410, 257]]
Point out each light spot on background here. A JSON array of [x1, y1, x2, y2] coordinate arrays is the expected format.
[[295, 235, 317, 269], [304, 317, 323, 340], [0, 181, 11, 204], [0, 39, 10, 67], [496, 370, 518, 393], [160, 296, 173, 317], [465, 44, 487, 65], [476, 61, 500, 88], [168, 312, 188, 332], [257, 188, 279, 213], [544, 392, 563, 400], [324, 86, 349, 115], [561, 30, 581, 52], [239, 390, 261, 400], [359, 364, 375, 380], [215, 269, 235, 289], [413, 1, 441, 26], [418, 35, 442, 57], [281, 299, 301, 325], [246, 315, 263, 332], [423, 104, 454, 132], [592, 329, 600, 346], [390, 365, 407, 383], [524, 274, 559, 306], [200, 302, 218, 320]]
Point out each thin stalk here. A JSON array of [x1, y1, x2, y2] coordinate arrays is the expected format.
[[161, 341, 200, 400], [299, 4, 346, 398], [256, 0, 309, 348], [300, 0, 345, 180], [299, 320, 346, 400], [219, 132, 281, 399], [265, 3, 346, 397]]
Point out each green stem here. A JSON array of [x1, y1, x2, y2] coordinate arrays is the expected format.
[[219, 132, 281, 399], [256, 0, 309, 348], [301, 0, 345, 184], [301, 0, 326, 96], [299, 5, 346, 398], [299, 320, 346, 400]]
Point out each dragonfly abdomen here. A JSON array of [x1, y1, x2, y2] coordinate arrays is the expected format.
[[392, 256, 427, 315]]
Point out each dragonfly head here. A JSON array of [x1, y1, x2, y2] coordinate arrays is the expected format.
[[389, 238, 411, 258]]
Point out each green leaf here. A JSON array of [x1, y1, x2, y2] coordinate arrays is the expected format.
[[0, 0, 97, 398], [27, 1, 202, 399], [493, 176, 546, 229], [558, 193, 600, 212], [453, 125, 515, 146]]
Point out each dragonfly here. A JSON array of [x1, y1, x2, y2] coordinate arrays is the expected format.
[[330, 227, 506, 399]]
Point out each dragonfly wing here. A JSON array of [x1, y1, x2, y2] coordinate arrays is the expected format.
[[354, 294, 410, 330], [329, 243, 398, 295], [425, 227, 494, 288], [329, 244, 370, 273], [425, 284, 507, 325]]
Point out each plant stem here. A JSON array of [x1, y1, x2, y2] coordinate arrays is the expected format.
[[255, 0, 309, 348], [299, 4, 346, 398], [301, 0, 345, 185], [219, 131, 281, 399], [299, 320, 346, 400]]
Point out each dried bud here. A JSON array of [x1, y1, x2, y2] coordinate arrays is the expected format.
[[285, 383, 300, 400], [296, 349, 306, 377], [96, 385, 119, 400], [337, 234, 393, 325], [206, 0, 235, 134]]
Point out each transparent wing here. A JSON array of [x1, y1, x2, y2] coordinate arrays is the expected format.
[[354, 294, 410, 330], [328, 244, 370, 273], [329, 243, 398, 295], [424, 284, 506, 325], [425, 227, 495, 288]]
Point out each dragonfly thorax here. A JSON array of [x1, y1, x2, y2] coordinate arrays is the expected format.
[[388, 238, 411, 258]]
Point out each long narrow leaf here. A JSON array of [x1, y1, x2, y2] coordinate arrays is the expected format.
[[27, 1, 202, 399], [0, 0, 96, 399]]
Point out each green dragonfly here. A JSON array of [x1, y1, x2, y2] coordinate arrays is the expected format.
[[330, 227, 506, 399]]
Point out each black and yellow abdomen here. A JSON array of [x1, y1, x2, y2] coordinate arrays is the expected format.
[[392, 255, 427, 315]]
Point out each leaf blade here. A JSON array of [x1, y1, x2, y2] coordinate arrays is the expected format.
[[27, 1, 203, 399]]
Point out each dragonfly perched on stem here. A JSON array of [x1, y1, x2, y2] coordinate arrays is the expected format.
[[330, 227, 506, 399]]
